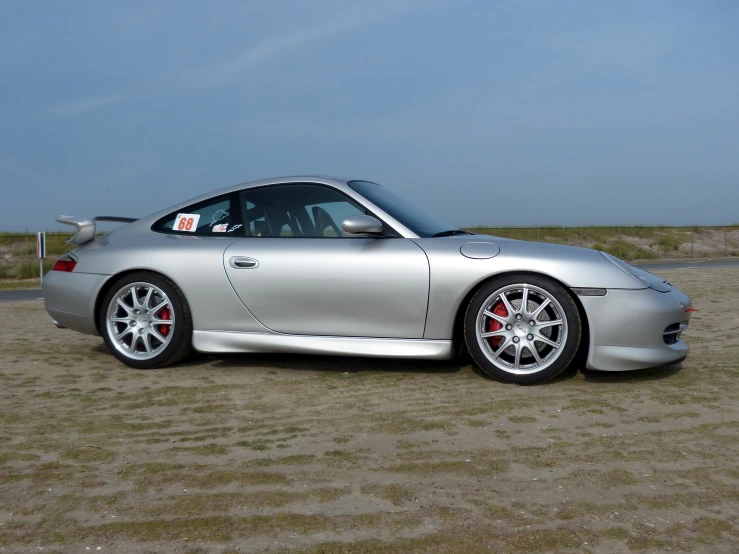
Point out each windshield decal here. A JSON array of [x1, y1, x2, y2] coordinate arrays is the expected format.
[[210, 210, 229, 226]]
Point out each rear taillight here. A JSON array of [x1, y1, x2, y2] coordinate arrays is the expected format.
[[52, 259, 77, 272]]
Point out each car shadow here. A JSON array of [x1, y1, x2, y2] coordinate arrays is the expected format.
[[91, 343, 686, 383], [579, 362, 685, 383], [91, 342, 463, 375], [466, 360, 685, 385], [187, 352, 465, 376]]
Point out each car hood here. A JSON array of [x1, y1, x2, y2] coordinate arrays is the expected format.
[[413, 234, 649, 290], [434, 233, 606, 261]]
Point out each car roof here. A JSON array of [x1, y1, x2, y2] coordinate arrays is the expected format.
[[204, 175, 355, 198]]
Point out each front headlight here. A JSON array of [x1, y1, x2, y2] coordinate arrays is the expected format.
[[599, 252, 672, 292]]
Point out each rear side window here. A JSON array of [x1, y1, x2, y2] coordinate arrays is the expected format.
[[154, 194, 243, 236]]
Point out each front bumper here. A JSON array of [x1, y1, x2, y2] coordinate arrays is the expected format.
[[43, 270, 110, 336], [580, 286, 692, 371]]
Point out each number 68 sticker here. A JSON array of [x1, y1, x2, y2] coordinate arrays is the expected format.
[[173, 213, 201, 232]]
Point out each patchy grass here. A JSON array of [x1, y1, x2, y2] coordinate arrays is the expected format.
[[508, 415, 537, 423], [168, 443, 229, 456], [1, 267, 739, 551], [391, 458, 509, 476], [60, 447, 118, 464], [361, 483, 416, 505]]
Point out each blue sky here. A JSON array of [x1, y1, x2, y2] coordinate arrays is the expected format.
[[1, 0, 738, 231]]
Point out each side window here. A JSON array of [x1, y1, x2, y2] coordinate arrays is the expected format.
[[154, 194, 242, 236], [305, 201, 363, 237], [241, 184, 367, 238]]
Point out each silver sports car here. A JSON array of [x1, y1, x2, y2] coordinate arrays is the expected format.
[[44, 176, 692, 384]]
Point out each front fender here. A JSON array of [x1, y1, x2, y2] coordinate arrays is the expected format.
[[415, 236, 645, 339]]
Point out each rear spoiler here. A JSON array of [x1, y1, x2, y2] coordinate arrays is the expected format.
[[56, 215, 138, 246]]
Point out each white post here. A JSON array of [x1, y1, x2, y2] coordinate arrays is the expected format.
[[36, 232, 46, 288]]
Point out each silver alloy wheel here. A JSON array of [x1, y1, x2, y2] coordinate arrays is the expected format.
[[105, 282, 175, 361], [475, 283, 568, 375]]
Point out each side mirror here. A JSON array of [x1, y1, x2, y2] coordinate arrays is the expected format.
[[342, 215, 383, 235]]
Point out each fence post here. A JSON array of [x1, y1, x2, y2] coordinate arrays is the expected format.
[[25, 226, 29, 275]]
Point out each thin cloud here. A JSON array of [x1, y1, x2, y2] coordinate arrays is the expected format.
[[44, 2, 429, 117], [536, 24, 677, 71], [44, 14, 357, 118], [49, 94, 123, 118], [194, 12, 372, 88]]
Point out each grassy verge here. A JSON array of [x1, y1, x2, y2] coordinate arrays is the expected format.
[[1, 226, 739, 284], [0, 232, 74, 286], [464, 225, 739, 261], [0, 279, 42, 291]]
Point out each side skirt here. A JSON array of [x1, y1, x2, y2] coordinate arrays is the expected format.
[[193, 330, 454, 360]]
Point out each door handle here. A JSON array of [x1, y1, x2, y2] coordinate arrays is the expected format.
[[229, 256, 259, 269]]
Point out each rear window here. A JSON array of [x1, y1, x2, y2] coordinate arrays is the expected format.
[[153, 194, 243, 236]]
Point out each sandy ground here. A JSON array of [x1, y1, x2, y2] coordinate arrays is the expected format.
[[1, 268, 738, 553]]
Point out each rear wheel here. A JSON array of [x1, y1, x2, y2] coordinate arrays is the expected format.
[[464, 274, 581, 385], [100, 272, 192, 369]]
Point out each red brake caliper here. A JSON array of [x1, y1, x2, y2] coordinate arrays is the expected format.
[[488, 302, 508, 347], [159, 307, 171, 337]]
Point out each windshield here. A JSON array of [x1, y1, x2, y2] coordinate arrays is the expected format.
[[348, 180, 456, 238]]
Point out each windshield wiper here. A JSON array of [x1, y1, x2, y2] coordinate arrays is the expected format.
[[431, 229, 474, 238]]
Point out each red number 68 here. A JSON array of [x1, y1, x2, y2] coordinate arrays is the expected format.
[[177, 217, 195, 231]]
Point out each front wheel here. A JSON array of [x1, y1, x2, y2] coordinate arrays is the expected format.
[[100, 272, 193, 369], [464, 274, 581, 385]]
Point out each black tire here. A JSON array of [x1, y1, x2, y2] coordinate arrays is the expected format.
[[99, 272, 193, 369], [464, 274, 581, 385]]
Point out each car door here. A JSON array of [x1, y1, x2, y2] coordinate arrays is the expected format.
[[223, 183, 430, 338]]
